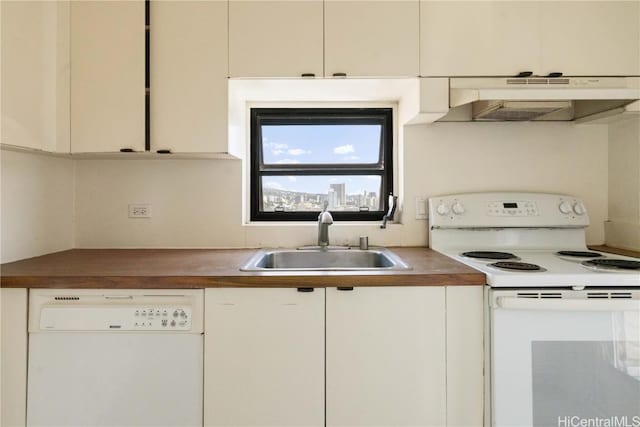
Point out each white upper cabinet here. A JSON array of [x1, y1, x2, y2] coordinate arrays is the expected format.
[[1, 1, 70, 152], [204, 288, 325, 427], [150, 0, 228, 153], [421, 1, 640, 77], [420, 1, 539, 77], [229, 0, 323, 78], [538, 1, 640, 76], [324, 0, 419, 77], [71, 0, 145, 153], [326, 286, 446, 427]]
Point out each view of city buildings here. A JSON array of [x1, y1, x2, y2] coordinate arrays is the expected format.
[[263, 183, 379, 212]]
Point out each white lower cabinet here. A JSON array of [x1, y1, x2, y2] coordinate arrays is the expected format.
[[204, 286, 483, 427], [447, 286, 484, 427], [326, 286, 446, 427], [204, 288, 325, 426], [1, 288, 28, 427]]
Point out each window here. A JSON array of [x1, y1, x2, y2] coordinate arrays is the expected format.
[[250, 108, 393, 221]]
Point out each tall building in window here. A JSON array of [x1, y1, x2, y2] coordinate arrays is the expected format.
[[329, 183, 346, 208]]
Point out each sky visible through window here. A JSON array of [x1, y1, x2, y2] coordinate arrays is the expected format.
[[261, 124, 382, 196]]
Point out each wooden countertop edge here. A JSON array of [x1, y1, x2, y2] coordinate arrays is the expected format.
[[588, 245, 640, 258], [0, 273, 486, 289], [0, 248, 487, 288]]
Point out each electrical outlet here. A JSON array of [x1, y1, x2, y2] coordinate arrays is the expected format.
[[128, 204, 152, 218], [415, 197, 427, 220]]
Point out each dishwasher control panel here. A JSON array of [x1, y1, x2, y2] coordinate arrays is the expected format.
[[39, 306, 193, 331]]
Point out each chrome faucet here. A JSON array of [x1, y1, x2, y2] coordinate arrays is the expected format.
[[317, 201, 334, 247], [380, 194, 398, 229]]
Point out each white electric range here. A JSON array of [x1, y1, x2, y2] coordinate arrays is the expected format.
[[429, 191, 640, 288], [429, 192, 640, 427]]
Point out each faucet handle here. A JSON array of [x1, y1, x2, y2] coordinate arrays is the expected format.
[[387, 194, 397, 218], [380, 194, 398, 229]]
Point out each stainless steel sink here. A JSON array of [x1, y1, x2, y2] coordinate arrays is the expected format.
[[240, 248, 412, 271]]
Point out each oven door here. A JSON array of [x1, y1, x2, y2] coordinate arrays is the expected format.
[[490, 289, 640, 427]]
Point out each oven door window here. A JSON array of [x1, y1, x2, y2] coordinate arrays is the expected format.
[[492, 307, 640, 427]]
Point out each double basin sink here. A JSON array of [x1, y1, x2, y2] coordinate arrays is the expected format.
[[240, 247, 411, 272]]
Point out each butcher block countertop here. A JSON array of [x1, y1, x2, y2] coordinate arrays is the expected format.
[[0, 247, 485, 288], [588, 245, 640, 258]]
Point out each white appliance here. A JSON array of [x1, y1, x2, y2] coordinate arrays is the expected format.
[[27, 289, 204, 427], [429, 192, 640, 427], [410, 77, 640, 123]]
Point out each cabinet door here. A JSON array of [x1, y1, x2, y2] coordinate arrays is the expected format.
[[446, 286, 484, 427], [538, 1, 640, 76], [326, 286, 446, 427], [1, 1, 69, 152], [229, 0, 323, 78], [324, 1, 419, 77], [150, 1, 228, 153], [1, 289, 28, 427], [71, 0, 145, 153], [420, 1, 539, 77], [204, 288, 325, 427]]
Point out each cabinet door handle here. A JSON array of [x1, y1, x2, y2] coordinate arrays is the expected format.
[[156, 149, 172, 154], [297, 287, 314, 292], [515, 71, 533, 77], [337, 286, 354, 291], [120, 148, 135, 153], [332, 72, 347, 78], [546, 72, 563, 78], [301, 73, 315, 78]]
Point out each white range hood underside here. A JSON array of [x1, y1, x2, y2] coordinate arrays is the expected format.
[[408, 77, 640, 124]]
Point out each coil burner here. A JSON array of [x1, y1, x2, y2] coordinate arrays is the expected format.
[[581, 259, 640, 272], [461, 251, 518, 261], [556, 251, 603, 258], [489, 261, 545, 272]]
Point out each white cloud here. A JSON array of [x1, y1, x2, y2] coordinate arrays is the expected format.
[[275, 159, 300, 164], [287, 176, 297, 182], [264, 181, 284, 190], [334, 144, 354, 154], [267, 142, 288, 156], [287, 148, 310, 156], [345, 155, 360, 160]]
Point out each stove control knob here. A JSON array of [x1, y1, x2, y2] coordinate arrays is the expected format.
[[452, 202, 465, 215], [436, 203, 450, 216], [558, 201, 572, 214], [572, 202, 586, 216]]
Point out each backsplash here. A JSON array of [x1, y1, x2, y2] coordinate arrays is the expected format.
[[74, 122, 608, 249], [1, 121, 610, 262], [1, 149, 74, 263]]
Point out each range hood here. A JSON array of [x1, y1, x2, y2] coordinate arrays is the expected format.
[[408, 77, 640, 123]]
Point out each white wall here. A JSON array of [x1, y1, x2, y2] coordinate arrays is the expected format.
[[1, 149, 74, 263], [74, 122, 609, 249], [606, 117, 640, 251], [75, 159, 245, 248], [406, 122, 609, 246]]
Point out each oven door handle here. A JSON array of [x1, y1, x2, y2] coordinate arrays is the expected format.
[[496, 297, 640, 312]]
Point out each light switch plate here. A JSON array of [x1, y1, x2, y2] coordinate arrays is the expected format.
[[415, 197, 427, 220]]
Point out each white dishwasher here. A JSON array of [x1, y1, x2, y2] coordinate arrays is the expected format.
[[27, 289, 204, 427]]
